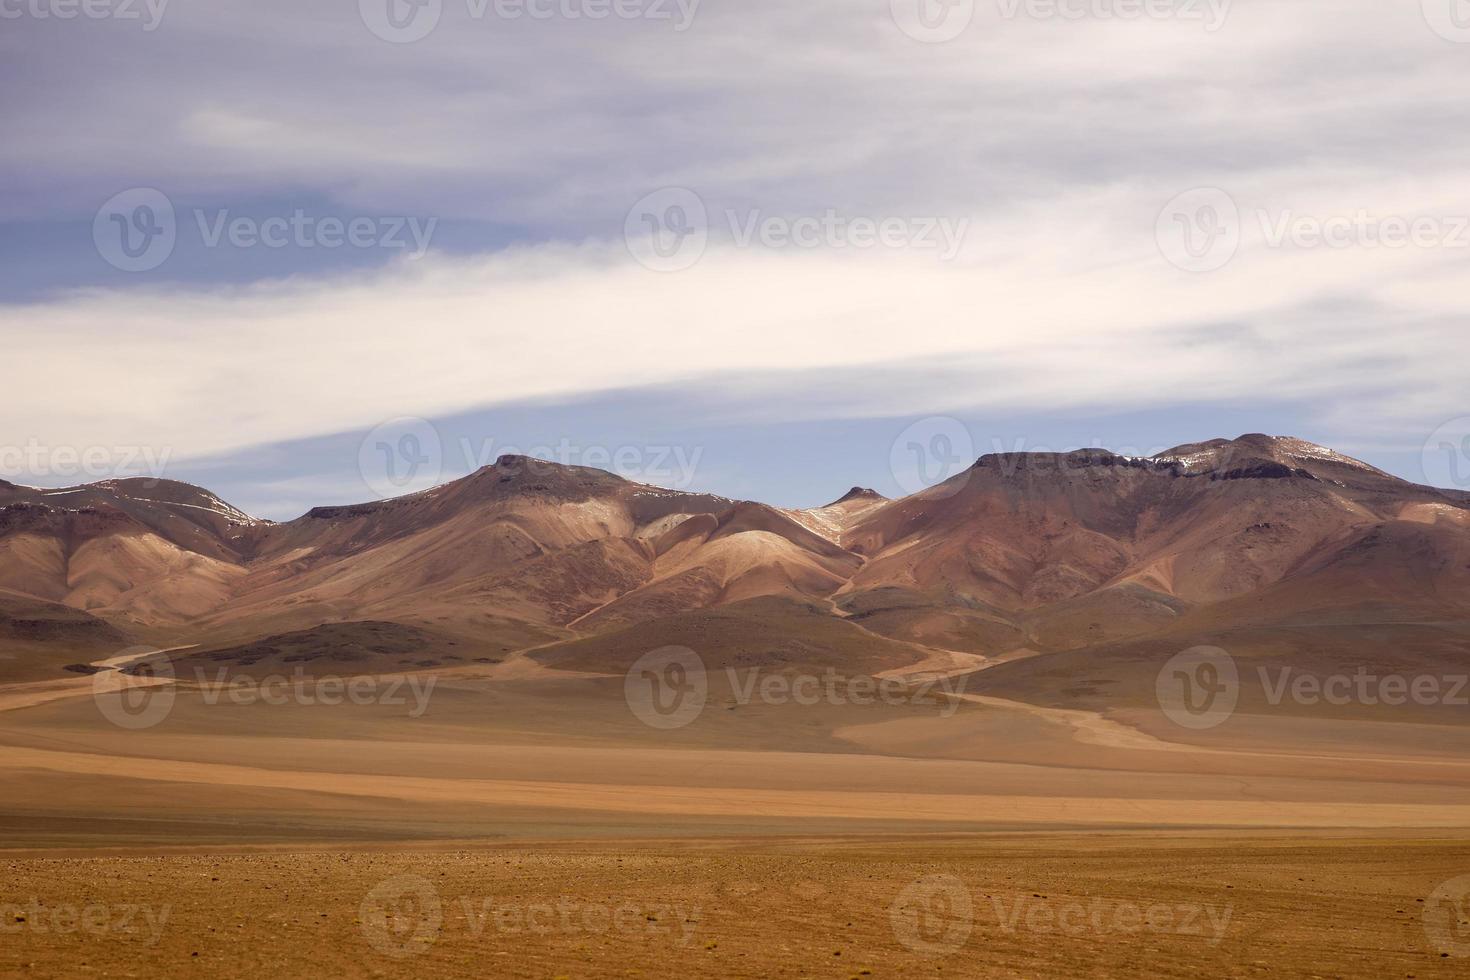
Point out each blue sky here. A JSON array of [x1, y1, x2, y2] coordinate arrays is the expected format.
[[170, 395, 1410, 521], [3, 0, 1469, 519]]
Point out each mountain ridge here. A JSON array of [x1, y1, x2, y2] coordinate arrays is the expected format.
[[1, 433, 1465, 685]]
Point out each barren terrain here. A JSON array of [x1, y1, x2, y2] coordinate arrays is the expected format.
[[5, 837, 1470, 978], [2, 436, 1469, 976]]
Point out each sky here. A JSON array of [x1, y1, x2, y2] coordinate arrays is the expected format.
[[3, 0, 1470, 520]]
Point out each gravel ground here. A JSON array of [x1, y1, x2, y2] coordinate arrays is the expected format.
[[3, 835, 1470, 978]]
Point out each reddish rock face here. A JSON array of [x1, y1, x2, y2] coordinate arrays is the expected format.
[[0, 434, 1465, 684]]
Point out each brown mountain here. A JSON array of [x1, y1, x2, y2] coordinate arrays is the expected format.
[[1, 436, 1466, 690]]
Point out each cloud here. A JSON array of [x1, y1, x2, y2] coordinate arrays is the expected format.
[[5, 171, 1466, 465], [6, 0, 1470, 227], [2, 0, 1467, 499]]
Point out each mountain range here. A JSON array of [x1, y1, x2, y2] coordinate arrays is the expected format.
[[3, 433, 1467, 713]]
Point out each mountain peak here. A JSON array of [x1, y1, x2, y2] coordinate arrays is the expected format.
[[973, 448, 1151, 473], [0, 476, 260, 525], [827, 486, 886, 506], [471, 453, 637, 482], [1154, 434, 1385, 479]]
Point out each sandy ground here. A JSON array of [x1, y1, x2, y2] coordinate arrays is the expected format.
[[6, 740, 1470, 828], [4, 659, 1470, 841], [3, 836, 1470, 978], [0, 645, 191, 714], [3, 651, 1470, 976]]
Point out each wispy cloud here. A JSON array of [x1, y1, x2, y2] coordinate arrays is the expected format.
[[2, 0, 1467, 508]]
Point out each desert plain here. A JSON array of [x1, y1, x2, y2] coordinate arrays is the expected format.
[[3, 437, 1470, 976], [3, 644, 1470, 977]]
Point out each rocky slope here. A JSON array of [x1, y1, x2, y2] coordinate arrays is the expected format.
[[2, 436, 1465, 681]]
